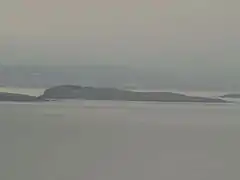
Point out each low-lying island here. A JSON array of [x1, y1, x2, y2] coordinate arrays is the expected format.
[[39, 85, 226, 103], [0, 92, 45, 102], [220, 94, 240, 99], [0, 85, 227, 103]]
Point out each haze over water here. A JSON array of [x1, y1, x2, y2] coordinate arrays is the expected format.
[[1, 100, 240, 180]]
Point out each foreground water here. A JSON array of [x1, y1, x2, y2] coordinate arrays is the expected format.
[[1, 101, 240, 180]]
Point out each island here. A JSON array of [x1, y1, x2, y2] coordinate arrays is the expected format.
[[0, 92, 45, 102], [220, 94, 240, 98], [39, 85, 226, 103]]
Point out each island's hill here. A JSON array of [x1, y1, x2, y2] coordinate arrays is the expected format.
[[40, 85, 226, 103]]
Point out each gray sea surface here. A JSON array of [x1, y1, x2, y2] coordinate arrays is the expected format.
[[1, 100, 240, 180]]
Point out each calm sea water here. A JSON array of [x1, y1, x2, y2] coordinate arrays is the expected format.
[[0, 100, 240, 180]]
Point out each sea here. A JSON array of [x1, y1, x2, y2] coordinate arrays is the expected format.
[[0, 87, 240, 180]]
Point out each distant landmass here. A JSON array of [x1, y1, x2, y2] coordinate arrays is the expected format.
[[38, 85, 226, 103], [0, 92, 44, 102], [221, 94, 240, 98], [0, 85, 228, 103]]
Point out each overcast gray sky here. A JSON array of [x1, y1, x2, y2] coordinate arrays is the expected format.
[[0, 0, 239, 68]]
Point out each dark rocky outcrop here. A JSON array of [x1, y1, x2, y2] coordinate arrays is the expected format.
[[0, 92, 45, 102], [40, 85, 226, 103]]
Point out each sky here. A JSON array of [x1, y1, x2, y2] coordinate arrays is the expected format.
[[0, 0, 240, 68]]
